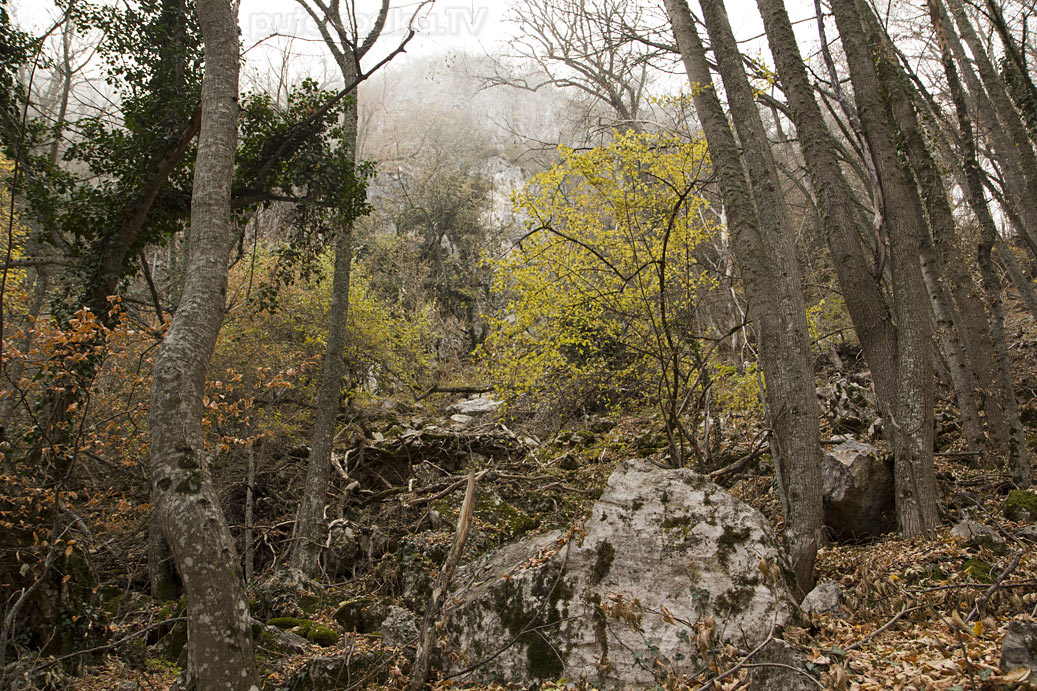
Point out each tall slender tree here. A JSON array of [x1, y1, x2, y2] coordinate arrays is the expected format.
[[858, 7, 986, 455], [662, 0, 822, 594], [929, 0, 1032, 488], [828, 0, 940, 536], [148, 0, 258, 686], [289, 0, 417, 576]]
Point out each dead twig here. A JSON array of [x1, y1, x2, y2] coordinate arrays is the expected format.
[[408, 469, 490, 507], [708, 430, 771, 481], [844, 605, 923, 652], [739, 662, 825, 687], [696, 629, 775, 690], [407, 468, 478, 691], [965, 550, 1023, 622], [32, 617, 187, 670]]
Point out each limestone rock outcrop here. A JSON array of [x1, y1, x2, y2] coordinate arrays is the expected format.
[[438, 459, 797, 687]]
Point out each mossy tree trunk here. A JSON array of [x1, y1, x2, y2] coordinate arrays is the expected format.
[[828, 0, 940, 536], [930, 0, 1032, 488], [755, 0, 905, 462], [859, 8, 987, 456], [148, 0, 258, 686], [663, 0, 823, 596]]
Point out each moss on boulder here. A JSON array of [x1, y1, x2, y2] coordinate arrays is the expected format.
[[265, 617, 340, 647], [1005, 490, 1037, 522]]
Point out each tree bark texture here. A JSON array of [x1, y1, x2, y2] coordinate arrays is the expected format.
[[148, 0, 258, 686], [828, 0, 940, 536], [664, 0, 823, 595], [930, 0, 1032, 487], [756, 0, 902, 430], [940, 0, 1037, 258], [288, 21, 365, 576], [859, 10, 987, 455]]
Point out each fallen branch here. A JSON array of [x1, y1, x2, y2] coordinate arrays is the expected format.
[[31, 616, 187, 670], [909, 579, 1036, 594], [709, 431, 770, 481], [696, 629, 775, 690], [844, 605, 922, 651], [408, 469, 491, 507], [407, 468, 478, 691], [415, 385, 493, 401], [740, 662, 825, 688], [966, 550, 1023, 622]]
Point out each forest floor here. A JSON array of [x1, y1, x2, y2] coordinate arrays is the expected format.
[[54, 302, 1037, 690], [66, 428, 1037, 691]]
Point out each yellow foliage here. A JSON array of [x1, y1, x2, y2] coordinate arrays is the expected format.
[[483, 130, 715, 412], [216, 247, 435, 438], [0, 155, 32, 319]]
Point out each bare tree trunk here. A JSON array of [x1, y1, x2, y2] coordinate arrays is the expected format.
[[940, 0, 1037, 257], [148, 0, 258, 686], [664, 0, 822, 596], [931, 0, 1032, 487], [290, 190, 354, 576], [860, 11, 987, 455], [287, 0, 394, 578], [758, 0, 903, 433], [829, 0, 939, 536]]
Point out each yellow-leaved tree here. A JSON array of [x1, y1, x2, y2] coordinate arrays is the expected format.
[[484, 129, 717, 464]]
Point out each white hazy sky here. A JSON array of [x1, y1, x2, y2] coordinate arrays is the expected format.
[[11, 0, 823, 99], [12, 0, 819, 60]]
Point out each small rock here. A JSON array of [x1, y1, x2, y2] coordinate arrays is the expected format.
[[363, 599, 391, 632], [1001, 620, 1037, 676], [252, 569, 326, 619], [449, 395, 502, 415], [380, 606, 419, 647], [569, 429, 595, 446], [257, 623, 309, 654], [800, 581, 843, 616], [747, 639, 818, 690], [1016, 525, 1037, 542], [333, 598, 390, 633], [285, 645, 387, 690], [449, 414, 473, 425], [324, 520, 358, 579], [822, 441, 895, 540], [950, 519, 1003, 544], [333, 599, 368, 632], [632, 430, 667, 452]]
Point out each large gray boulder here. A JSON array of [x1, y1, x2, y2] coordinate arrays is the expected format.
[[822, 441, 895, 540], [438, 460, 797, 688], [450, 394, 503, 416]]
